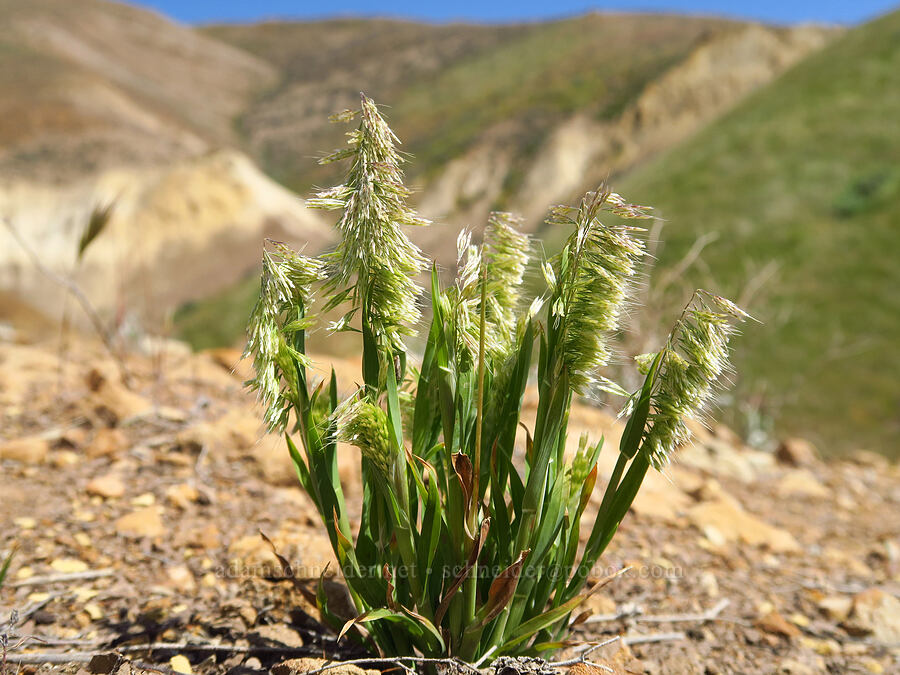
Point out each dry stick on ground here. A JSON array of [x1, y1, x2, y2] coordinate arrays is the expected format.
[[2, 652, 95, 665], [5, 636, 690, 671], [1, 217, 132, 386], [635, 598, 730, 624], [10, 569, 114, 588], [622, 632, 686, 645], [583, 598, 729, 625], [548, 637, 621, 672]]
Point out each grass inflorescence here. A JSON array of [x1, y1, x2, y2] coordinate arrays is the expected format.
[[245, 94, 748, 661]]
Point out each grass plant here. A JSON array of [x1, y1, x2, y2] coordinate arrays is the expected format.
[[245, 94, 747, 661]]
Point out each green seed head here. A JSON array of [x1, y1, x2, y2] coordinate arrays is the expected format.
[[643, 291, 748, 468], [334, 396, 395, 476]]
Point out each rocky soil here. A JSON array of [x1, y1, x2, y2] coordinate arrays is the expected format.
[[1, 337, 898, 674]]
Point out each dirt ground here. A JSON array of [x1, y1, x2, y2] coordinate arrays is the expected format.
[[1, 338, 898, 675]]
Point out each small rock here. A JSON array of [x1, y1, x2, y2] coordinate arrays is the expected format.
[[844, 588, 900, 643], [862, 658, 884, 674], [678, 438, 760, 482], [86, 474, 126, 499], [847, 449, 890, 470], [272, 658, 371, 675], [84, 602, 104, 620], [176, 410, 261, 454], [33, 609, 57, 625], [131, 492, 156, 507], [169, 655, 192, 675], [699, 571, 720, 598], [631, 471, 692, 524], [253, 439, 297, 486], [584, 592, 617, 616], [250, 624, 304, 648], [87, 429, 129, 458], [114, 507, 164, 538], [166, 483, 200, 509], [158, 406, 189, 423], [688, 496, 800, 553], [59, 427, 89, 448], [776, 438, 818, 467], [87, 369, 152, 424], [228, 534, 280, 570], [188, 523, 220, 550], [51, 450, 80, 467], [776, 469, 830, 499], [817, 595, 852, 622], [0, 436, 49, 464], [88, 653, 123, 675], [789, 612, 810, 628], [801, 636, 841, 656], [167, 565, 197, 593], [222, 598, 258, 627], [756, 610, 801, 638], [777, 659, 817, 675], [567, 664, 615, 675], [51, 558, 89, 573], [822, 547, 872, 577]]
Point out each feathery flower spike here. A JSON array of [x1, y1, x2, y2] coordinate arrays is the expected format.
[[641, 290, 749, 468], [244, 242, 325, 432], [307, 94, 429, 354]]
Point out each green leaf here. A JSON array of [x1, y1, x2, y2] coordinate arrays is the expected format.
[[498, 593, 587, 652], [77, 202, 114, 261], [0, 545, 15, 587], [385, 357, 405, 451], [340, 607, 445, 655], [619, 349, 664, 458], [285, 433, 314, 499]]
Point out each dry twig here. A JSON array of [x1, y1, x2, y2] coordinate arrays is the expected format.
[[10, 569, 114, 588]]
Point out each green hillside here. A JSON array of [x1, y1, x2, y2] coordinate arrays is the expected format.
[[205, 14, 735, 195], [606, 9, 900, 456]]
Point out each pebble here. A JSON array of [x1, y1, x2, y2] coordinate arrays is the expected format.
[[169, 655, 192, 674], [775, 437, 819, 466], [51, 450, 80, 468], [114, 506, 164, 538], [51, 558, 89, 573], [845, 588, 900, 643], [0, 436, 49, 464], [86, 428, 130, 458], [84, 602, 103, 620], [756, 610, 801, 638], [86, 474, 126, 499], [131, 492, 156, 507]]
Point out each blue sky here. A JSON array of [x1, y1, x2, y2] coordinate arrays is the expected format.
[[133, 1, 898, 26]]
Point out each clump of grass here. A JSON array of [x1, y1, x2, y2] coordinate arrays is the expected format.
[[245, 94, 747, 661], [0, 546, 14, 589]]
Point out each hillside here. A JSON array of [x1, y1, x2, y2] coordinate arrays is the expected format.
[[177, 15, 830, 346], [0, 0, 276, 180], [206, 15, 829, 231], [0, 0, 853, 454], [0, 150, 330, 330], [601, 9, 900, 456]]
